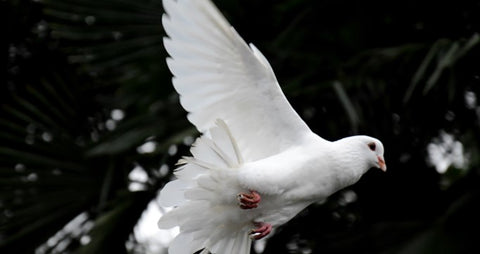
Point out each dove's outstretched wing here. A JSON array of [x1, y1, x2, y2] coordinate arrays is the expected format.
[[163, 0, 314, 161]]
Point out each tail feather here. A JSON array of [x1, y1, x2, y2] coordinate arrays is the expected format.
[[234, 231, 251, 254], [159, 179, 191, 207], [158, 119, 252, 254], [202, 224, 252, 254], [158, 200, 208, 229], [210, 230, 251, 254], [174, 163, 205, 181], [210, 119, 243, 165], [190, 137, 229, 168], [184, 186, 215, 201], [169, 232, 204, 254]]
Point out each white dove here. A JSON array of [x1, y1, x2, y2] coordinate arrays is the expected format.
[[157, 0, 387, 253]]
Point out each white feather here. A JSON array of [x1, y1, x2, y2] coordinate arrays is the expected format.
[[169, 233, 204, 254], [159, 179, 191, 207], [174, 163, 206, 180], [190, 138, 227, 167]]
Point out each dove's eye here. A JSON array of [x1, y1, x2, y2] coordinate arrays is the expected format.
[[368, 142, 376, 151]]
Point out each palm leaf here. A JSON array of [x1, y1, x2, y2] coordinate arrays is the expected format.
[[40, 0, 166, 91]]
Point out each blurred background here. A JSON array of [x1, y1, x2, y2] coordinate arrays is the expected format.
[[2, 0, 480, 253]]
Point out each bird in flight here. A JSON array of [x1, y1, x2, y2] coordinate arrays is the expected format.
[[157, 0, 387, 253]]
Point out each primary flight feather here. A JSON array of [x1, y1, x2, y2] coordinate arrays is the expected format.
[[158, 0, 387, 253]]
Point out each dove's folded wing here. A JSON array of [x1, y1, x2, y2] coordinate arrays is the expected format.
[[163, 0, 314, 161]]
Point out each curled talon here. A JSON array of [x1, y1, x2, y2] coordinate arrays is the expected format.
[[250, 222, 272, 240], [237, 190, 261, 209]]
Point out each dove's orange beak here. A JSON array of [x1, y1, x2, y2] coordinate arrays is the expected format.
[[377, 156, 387, 172]]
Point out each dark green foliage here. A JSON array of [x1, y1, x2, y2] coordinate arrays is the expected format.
[[2, 0, 480, 253]]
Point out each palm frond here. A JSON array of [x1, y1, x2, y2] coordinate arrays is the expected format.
[[40, 0, 166, 91], [404, 33, 480, 103]]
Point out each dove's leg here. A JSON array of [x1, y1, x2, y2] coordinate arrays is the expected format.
[[250, 222, 272, 240], [237, 190, 261, 209]]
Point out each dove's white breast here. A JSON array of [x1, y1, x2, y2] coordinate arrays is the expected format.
[[234, 135, 346, 224]]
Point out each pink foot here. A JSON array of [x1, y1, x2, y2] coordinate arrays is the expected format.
[[250, 222, 272, 240], [237, 190, 261, 209]]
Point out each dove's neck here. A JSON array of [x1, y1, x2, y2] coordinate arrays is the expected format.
[[330, 137, 372, 186]]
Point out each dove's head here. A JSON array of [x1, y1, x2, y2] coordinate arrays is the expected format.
[[338, 135, 386, 173], [357, 136, 386, 172]]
